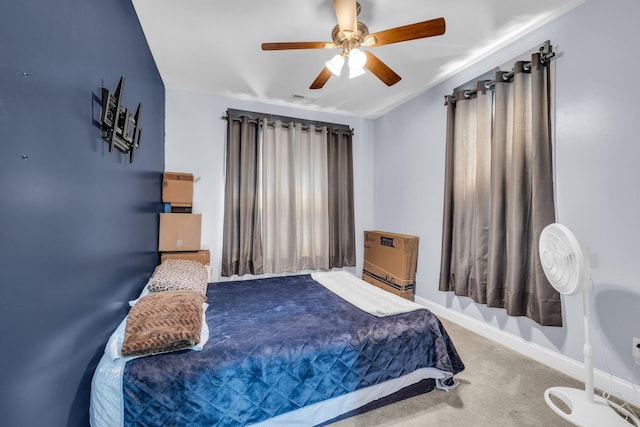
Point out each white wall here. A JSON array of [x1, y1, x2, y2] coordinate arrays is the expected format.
[[165, 90, 375, 281], [373, 0, 640, 400]]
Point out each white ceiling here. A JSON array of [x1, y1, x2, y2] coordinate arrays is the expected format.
[[132, 0, 583, 119]]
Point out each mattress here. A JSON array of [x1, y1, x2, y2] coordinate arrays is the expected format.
[[90, 271, 464, 426]]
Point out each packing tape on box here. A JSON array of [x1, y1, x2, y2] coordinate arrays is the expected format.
[[362, 269, 415, 291]]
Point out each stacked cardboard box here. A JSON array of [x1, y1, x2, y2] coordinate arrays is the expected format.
[[158, 212, 201, 251], [158, 172, 202, 253], [162, 172, 194, 213], [362, 230, 419, 301], [160, 249, 210, 265]]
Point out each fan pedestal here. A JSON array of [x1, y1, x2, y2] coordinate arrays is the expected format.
[[545, 386, 639, 427]]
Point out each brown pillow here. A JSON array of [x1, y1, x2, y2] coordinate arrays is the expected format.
[[121, 290, 206, 357], [147, 259, 208, 296]]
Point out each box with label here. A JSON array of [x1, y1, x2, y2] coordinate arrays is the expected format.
[[362, 230, 419, 300], [160, 249, 210, 265], [162, 172, 194, 206], [158, 213, 201, 252], [362, 274, 414, 300]]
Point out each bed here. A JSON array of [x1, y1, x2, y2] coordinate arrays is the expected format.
[[90, 269, 464, 426]]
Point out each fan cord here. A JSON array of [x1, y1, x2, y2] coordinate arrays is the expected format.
[[600, 351, 639, 420], [590, 278, 640, 419]]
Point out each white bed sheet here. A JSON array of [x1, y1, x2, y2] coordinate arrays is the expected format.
[[311, 270, 423, 316]]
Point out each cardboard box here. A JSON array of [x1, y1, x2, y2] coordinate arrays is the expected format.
[[362, 274, 414, 300], [162, 203, 193, 213], [160, 249, 210, 265], [362, 230, 419, 300], [162, 172, 194, 205], [158, 213, 201, 251]]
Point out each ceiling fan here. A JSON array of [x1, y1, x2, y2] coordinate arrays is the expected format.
[[261, 0, 446, 89]]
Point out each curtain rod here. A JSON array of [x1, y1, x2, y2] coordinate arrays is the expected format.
[[444, 41, 555, 106], [221, 108, 353, 135], [220, 115, 354, 135]]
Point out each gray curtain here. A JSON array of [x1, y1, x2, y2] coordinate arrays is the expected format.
[[327, 129, 356, 267], [221, 116, 263, 276], [439, 52, 561, 326]]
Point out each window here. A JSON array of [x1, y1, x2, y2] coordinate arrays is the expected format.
[[221, 109, 355, 277]]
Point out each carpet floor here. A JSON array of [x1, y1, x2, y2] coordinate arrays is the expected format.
[[328, 317, 639, 427]]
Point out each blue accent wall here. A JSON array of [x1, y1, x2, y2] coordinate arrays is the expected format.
[[0, 1, 164, 426]]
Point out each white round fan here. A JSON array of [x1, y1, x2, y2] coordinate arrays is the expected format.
[[539, 223, 639, 426]]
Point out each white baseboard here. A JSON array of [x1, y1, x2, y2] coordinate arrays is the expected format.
[[415, 296, 640, 406]]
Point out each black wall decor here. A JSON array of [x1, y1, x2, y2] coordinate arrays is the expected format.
[[101, 76, 142, 162]]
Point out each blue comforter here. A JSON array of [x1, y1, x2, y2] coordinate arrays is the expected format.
[[122, 274, 464, 426]]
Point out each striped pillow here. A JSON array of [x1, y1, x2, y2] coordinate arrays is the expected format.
[[121, 290, 206, 357]]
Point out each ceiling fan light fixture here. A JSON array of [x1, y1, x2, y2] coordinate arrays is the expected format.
[[348, 66, 366, 79], [348, 48, 367, 69], [326, 54, 345, 76], [348, 48, 367, 79]]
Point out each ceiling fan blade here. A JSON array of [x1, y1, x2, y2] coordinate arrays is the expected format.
[[365, 17, 446, 47], [364, 51, 401, 86], [262, 41, 335, 51], [333, 0, 357, 34], [310, 67, 333, 90]]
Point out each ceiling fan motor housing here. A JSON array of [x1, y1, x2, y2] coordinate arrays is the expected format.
[[331, 21, 370, 54]]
